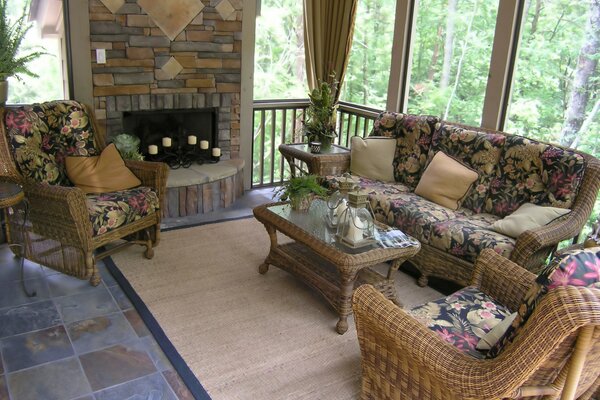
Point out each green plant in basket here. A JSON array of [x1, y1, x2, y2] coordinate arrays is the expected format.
[[303, 78, 339, 149], [273, 175, 328, 211]]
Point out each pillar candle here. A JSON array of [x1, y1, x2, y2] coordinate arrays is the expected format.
[[162, 137, 172, 147], [200, 140, 209, 150], [187, 135, 197, 145], [148, 145, 158, 155], [346, 215, 364, 243], [212, 147, 221, 157]]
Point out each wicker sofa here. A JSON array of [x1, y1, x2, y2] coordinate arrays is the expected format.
[[326, 112, 600, 286]]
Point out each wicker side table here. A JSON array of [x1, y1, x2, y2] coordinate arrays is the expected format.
[[279, 143, 350, 177]]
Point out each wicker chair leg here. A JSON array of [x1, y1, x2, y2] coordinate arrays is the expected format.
[[143, 228, 154, 259], [88, 255, 101, 286], [417, 274, 429, 287]]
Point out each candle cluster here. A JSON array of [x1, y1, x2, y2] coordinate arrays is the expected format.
[[148, 135, 221, 158]]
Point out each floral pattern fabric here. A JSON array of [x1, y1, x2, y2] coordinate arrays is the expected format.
[[410, 286, 512, 359], [487, 247, 600, 358], [486, 135, 585, 217], [370, 112, 439, 190], [427, 123, 505, 213], [322, 174, 412, 197], [87, 187, 160, 236], [4, 101, 98, 185]]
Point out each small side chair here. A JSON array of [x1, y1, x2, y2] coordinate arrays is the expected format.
[[0, 100, 168, 285], [352, 248, 600, 400]]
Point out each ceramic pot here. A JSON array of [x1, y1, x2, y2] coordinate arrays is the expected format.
[[0, 80, 7, 105]]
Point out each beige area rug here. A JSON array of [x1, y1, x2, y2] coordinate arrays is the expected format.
[[110, 217, 442, 400]]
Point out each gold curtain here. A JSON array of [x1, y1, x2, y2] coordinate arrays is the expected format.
[[303, 0, 358, 100]]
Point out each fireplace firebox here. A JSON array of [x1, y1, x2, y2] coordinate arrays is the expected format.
[[122, 107, 219, 169]]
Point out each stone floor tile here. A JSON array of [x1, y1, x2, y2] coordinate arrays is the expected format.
[[108, 284, 133, 310], [72, 396, 95, 400], [97, 263, 117, 287], [0, 256, 43, 282], [0, 375, 8, 400], [6, 357, 91, 400], [0, 300, 62, 338], [124, 308, 151, 338], [93, 372, 177, 400], [67, 313, 138, 354], [46, 273, 99, 298], [141, 336, 173, 372], [79, 342, 157, 391], [163, 369, 195, 400], [54, 287, 119, 324], [0, 325, 74, 373], [0, 278, 50, 309], [0, 351, 3, 374]]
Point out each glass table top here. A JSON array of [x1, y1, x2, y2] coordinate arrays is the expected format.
[[267, 199, 419, 254]]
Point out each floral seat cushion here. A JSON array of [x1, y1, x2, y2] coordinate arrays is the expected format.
[[87, 187, 160, 236], [322, 174, 412, 196], [3, 101, 98, 186], [410, 286, 512, 359]]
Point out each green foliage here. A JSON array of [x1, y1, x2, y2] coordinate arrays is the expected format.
[[112, 134, 144, 161], [272, 174, 327, 202], [0, 0, 46, 81], [304, 80, 338, 144]]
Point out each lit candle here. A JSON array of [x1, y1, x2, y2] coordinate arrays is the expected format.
[[212, 147, 221, 157], [162, 137, 172, 147], [200, 140, 209, 150], [148, 145, 158, 155], [187, 135, 197, 145]]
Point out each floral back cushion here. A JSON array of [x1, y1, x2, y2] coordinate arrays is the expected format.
[[487, 247, 600, 358], [486, 135, 585, 217], [370, 112, 438, 190], [426, 123, 505, 213], [4, 101, 98, 185]]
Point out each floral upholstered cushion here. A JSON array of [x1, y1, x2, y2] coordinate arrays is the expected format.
[[87, 187, 160, 236], [428, 216, 515, 262], [427, 123, 505, 213], [370, 112, 439, 190], [3, 101, 98, 185], [486, 135, 585, 217], [322, 174, 412, 197], [487, 247, 600, 358], [410, 286, 512, 359]]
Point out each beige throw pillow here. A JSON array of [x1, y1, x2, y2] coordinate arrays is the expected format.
[[490, 203, 571, 238], [65, 143, 142, 194], [476, 312, 517, 351], [350, 136, 396, 182], [414, 151, 478, 210]]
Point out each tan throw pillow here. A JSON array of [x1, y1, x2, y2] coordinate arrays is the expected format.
[[414, 151, 478, 210], [476, 312, 517, 351], [65, 143, 141, 194], [490, 203, 571, 238], [350, 136, 396, 182]]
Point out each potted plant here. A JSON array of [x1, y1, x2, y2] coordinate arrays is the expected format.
[[273, 174, 328, 211], [112, 133, 144, 161], [0, 0, 46, 104], [303, 79, 339, 151]]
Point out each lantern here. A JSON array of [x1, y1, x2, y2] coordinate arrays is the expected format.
[[335, 188, 375, 248], [326, 173, 355, 227]]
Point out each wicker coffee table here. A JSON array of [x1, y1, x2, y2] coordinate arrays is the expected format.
[[253, 199, 420, 334]]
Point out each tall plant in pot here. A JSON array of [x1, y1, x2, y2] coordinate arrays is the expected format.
[[0, 0, 45, 104], [303, 79, 339, 151]]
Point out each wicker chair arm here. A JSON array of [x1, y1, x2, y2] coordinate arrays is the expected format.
[[124, 160, 169, 199], [470, 249, 536, 311], [352, 284, 600, 399], [22, 182, 93, 250]]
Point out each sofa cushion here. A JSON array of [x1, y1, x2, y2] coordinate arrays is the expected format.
[[428, 123, 506, 213], [428, 215, 515, 262], [322, 174, 412, 197], [370, 112, 439, 190], [410, 286, 512, 359], [486, 135, 586, 217], [490, 203, 571, 238], [66, 144, 142, 194], [3, 101, 99, 186], [87, 186, 160, 236], [414, 151, 478, 210], [350, 136, 395, 182], [487, 247, 600, 358]]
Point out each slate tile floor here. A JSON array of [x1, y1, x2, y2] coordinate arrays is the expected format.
[[0, 188, 274, 400]]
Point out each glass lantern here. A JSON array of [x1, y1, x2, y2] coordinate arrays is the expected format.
[[326, 173, 355, 228], [335, 188, 375, 248]]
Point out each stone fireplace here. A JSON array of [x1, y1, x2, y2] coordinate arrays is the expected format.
[[88, 0, 243, 161]]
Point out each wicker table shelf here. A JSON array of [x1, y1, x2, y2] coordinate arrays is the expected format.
[[253, 199, 420, 334], [279, 143, 350, 177]]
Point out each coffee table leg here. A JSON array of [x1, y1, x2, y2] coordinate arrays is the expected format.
[[336, 275, 356, 335], [259, 224, 278, 274]]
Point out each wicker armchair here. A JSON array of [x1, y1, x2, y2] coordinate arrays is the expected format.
[[352, 249, 600, 400], [0, 101, 168, 285]]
